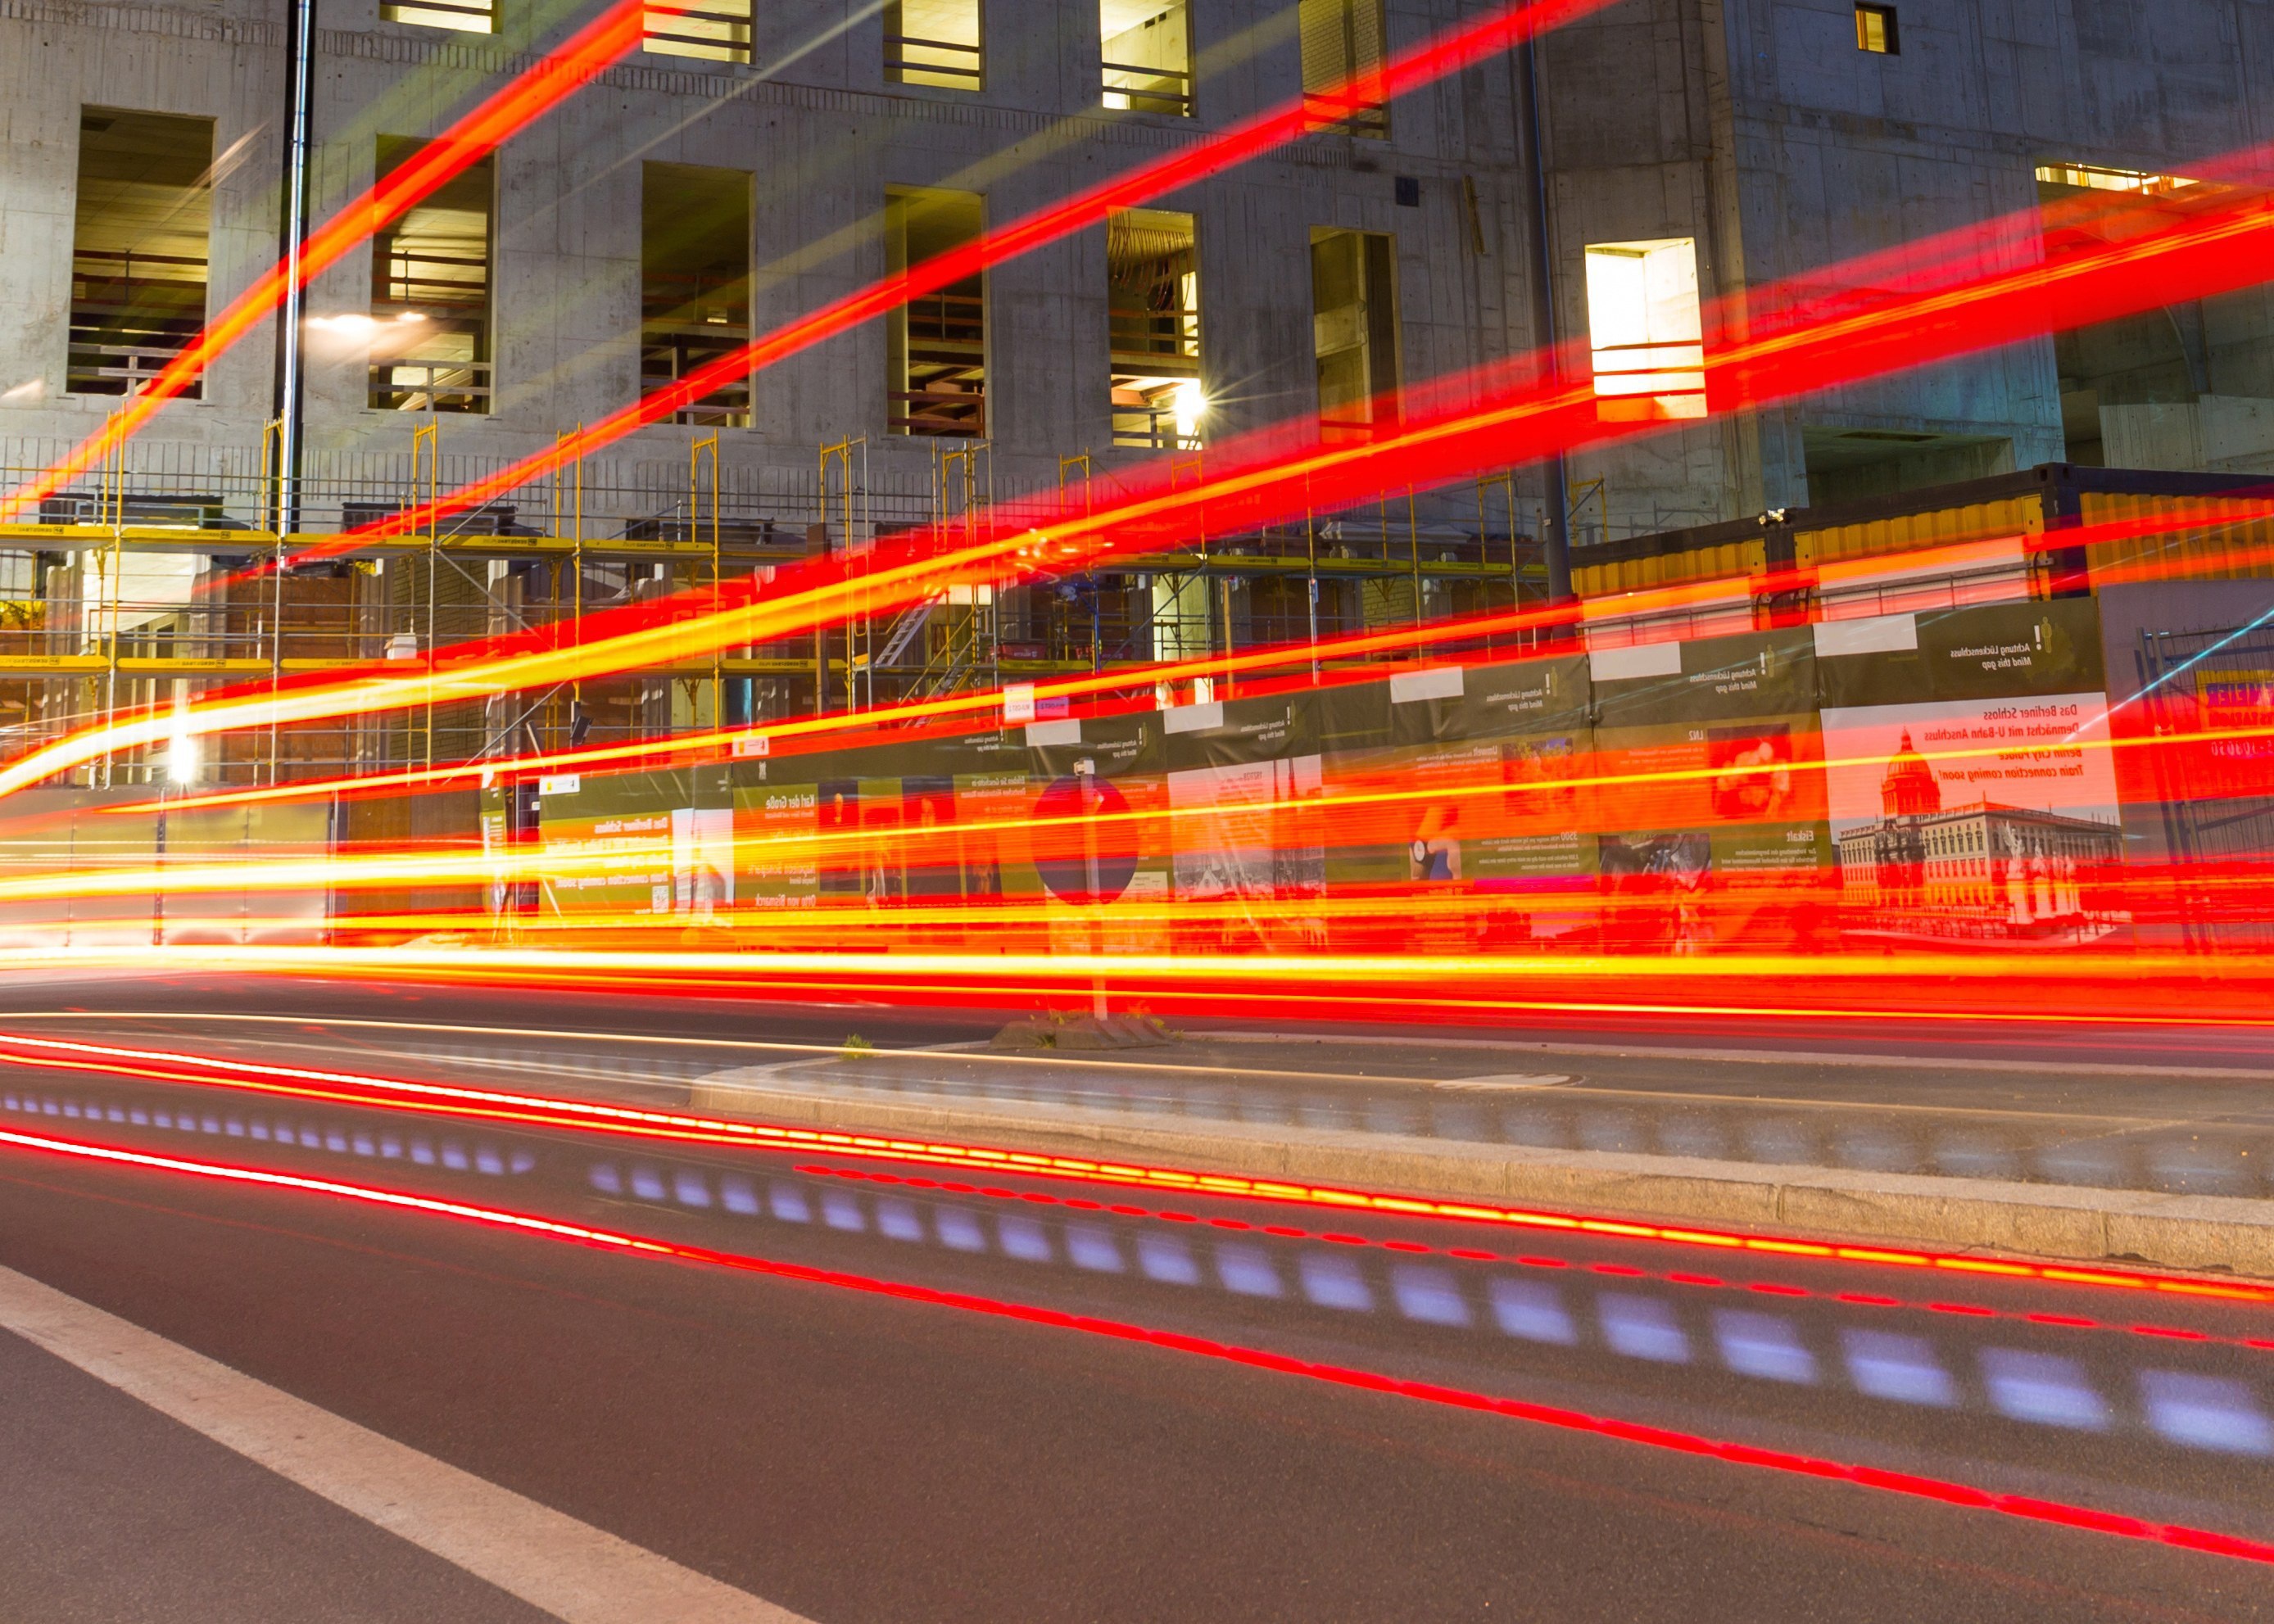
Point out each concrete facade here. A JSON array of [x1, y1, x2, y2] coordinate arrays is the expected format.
[[0, 0, 1530, 526], [0, 0, 2268, 539], [1538, 0, 2274, 536]]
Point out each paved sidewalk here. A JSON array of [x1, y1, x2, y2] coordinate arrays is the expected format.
[[691, 1032, 2274, 1279], [715, 1032, 2274, 1201]]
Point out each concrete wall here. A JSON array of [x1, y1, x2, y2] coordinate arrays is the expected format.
[[0, 0, 1524, 526], [2, 0, 2263, 541], [1536, 0, 2272, 538]]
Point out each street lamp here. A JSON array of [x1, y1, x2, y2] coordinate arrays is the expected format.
[[152, 710, 197, 945]]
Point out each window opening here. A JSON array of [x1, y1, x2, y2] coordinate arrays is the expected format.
[[1109, 210, 1202, 449], [1298, 0, 1388, 138], [383, 0, 493, 35], [644, 0, 752, 62], [369, 137, 493, 414], [1584, 237, 1705, 421], [886, 188, 985, 436], [68, 109, 213, 398], [886, 0, 982, 89], [2033, 162, 2203, 200], [1311, 227, 1399, 441], [2033, 161, 2272, 472], [1101, 0, 1191, 115], [1853, 3, 1897, 53], [642, 164, 752, 427]]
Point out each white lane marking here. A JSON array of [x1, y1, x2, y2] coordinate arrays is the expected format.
[[0, 1264, 813, 1624], [1431, 1074, 1573, 1092]]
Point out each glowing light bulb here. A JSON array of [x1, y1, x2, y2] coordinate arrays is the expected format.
[[1171, 380, 1204, 439], [165, 712, 198, 785]]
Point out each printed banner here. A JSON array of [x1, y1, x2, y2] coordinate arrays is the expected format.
[[1816, 601, 2123, 939]]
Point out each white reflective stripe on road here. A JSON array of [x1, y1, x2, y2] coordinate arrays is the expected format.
[[0, 1264, 813, 1624]]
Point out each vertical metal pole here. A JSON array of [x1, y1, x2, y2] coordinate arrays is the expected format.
[[152, 785, 168, 947], [1060, 453, 1096, 674], [268, 423, 287, 786], [1077, 758, 1107, 1020], [273, 0, 316, 538], [415, 422, 438, 771], [567, 425, 583, 743], [1515, 37, 1573, 607], [1303, 482, 1320, 684], [101, 415, 124, 788], [814, 442, 831, 716], [1406, 485, 1422, 641], [692, 434, 722, 731]]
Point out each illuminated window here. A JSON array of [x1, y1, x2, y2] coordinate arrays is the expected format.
[[382, 0, 492, 34], [642, 164, 750, 428], [68, 109, 212, 398], [1853, 3, 1897, 53], [886, 188, 985, 437], [369, 137, 492, 414], [644, 0, 752, 63], [1311, 227, 1399, 441], [2032, 161, 2203, 199], [1102, 0, 1191, 115], [1584, 237, 1705, 422], [1109, 210, 1201, 449], [1299, 0, 1388, 138], [886, 0, 982, 89]]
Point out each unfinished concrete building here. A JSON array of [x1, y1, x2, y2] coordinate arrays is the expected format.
[[0, 0, 2268, 778]]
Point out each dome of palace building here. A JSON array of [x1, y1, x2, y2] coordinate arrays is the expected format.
[[1881, 730, 1942, 817]]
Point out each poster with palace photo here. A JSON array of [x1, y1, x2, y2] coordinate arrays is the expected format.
[[1814, 599, 2126, 940]]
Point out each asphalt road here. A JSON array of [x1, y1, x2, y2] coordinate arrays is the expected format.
[[2, 975, 2273, 1620], [9, 964, 2274, 1071], [11, 970, 2274, 1199]]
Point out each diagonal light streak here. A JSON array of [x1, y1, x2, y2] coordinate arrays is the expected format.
[[3, 170, 2272, 800]]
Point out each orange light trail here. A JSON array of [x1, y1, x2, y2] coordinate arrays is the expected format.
[[16, 710, 2271, 916], [91, 474, 2274, 827], [11, 158, 2271, 801], [16, 942, 2274, 1033], [274, 0, 1624, 563], [0, 0, 650, 525]]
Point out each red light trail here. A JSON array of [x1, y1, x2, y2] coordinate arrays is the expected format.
[[0, 1024, 2263, 1302], [88, 482, 2274, 827], [7, 156, 2267, 800], [1, 1118, 2267, 1567], [0, 0, 651, 526], [273, 0, 1626, 563], [8, 0, 1626, 550], [795, 1163, 2274, 1355]]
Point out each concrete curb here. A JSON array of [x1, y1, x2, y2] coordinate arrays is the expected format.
[[691, 1070, 2274, 1280]]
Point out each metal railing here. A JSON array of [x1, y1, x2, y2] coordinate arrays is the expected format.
[[640, 325, 753, 427], [67, 251, 208, 397], [897, 292, 985, 436], [890, 388, 986, 437], [1102, 60, 1191, 115], [1107, 305, 1199, 363], [886, 32, 981, 87], [1302, 87, 1388, 137], [641, 0, 752, 61], [1110, 400, 1198, 451], [369, 359, 494, 414]]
